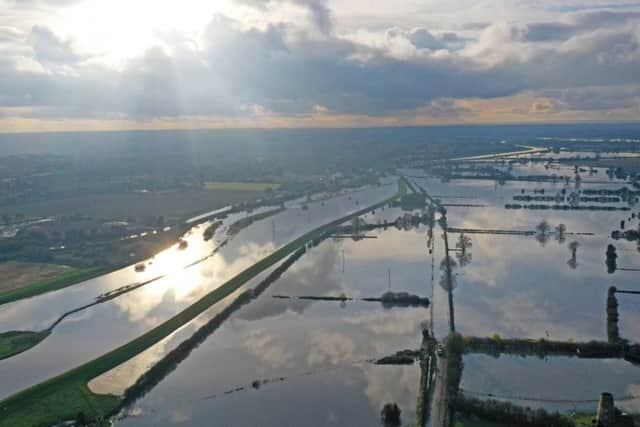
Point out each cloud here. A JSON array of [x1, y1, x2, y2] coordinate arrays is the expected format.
[[344, 309, 425, 336], [1, 4, 640, 127], [30, 26, 85, 75], [307, 332, 358, 366], [236, 0, 332, 33], [237, 243, 343, 321], [244, 328, 294, 369]]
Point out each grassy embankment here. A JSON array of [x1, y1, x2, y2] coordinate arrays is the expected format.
[[456, 413, 639, 427], [0, 266, 107, 307], [0, 267, 105, 360], [0, 182, 402, 427]]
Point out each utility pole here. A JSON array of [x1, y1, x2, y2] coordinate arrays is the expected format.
[[388, 268, 391, 291]]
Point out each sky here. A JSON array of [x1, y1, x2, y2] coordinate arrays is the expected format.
[[0, 0, 639, 132]]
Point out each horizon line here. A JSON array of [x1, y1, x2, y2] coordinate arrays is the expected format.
[[1, 119, 640, 137]]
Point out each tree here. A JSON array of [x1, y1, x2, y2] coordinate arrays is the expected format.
[[567, 241, 579, 269], [568, 241, 579, 254], [535, 220, 551, 245], [456, 233, 472, 254], [380, 403, 401, 427], [606, 244, 617, 274], [439, 257, 458, 291], [75, 411, 88, 426], [555, 224, 566, 243]]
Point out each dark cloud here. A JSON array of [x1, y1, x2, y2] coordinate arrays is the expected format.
[[408, 29, 447, 50], [236, 0, 332, 33], [523, 22, 575, 42], [540, 86, 640, 111], [0, 10, 639, 120], [522, 11, 640, 42]]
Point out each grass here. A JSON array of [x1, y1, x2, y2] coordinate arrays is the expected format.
[[204, 181, 280, 192], [456, 413, 635, 427], [572, 414, 595, 426], [455, 417, 507, 427], [0, 267, 108, 307], [0, 331, 51, 361], [0, 182, 400, 427], [0, 261, 73, 294]]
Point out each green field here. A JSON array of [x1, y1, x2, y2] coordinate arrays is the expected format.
[[0, 182, 399, 427], [1, 189, 266, 219], [204, 181, 280, 192], [0, 267, 107, 307], [455, 418, 506, 427], [0, 331, 50, 361]]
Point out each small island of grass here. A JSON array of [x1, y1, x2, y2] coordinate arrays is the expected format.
[[0, 330, 51, 361]]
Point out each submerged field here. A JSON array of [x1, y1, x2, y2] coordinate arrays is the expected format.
[[0, 182, 400, 427], [0, 139, 639, 426]]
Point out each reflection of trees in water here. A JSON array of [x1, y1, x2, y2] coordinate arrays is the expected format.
[[456, 251, 472, 268], [535, 220, 551, 246], [455, 233, 472, 268], [567, 241, 579, 270], [439, 257, 458, 291], [555, 223, 566, 244]]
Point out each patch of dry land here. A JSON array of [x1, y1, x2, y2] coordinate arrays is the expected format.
[[0, 261, 73, 294]]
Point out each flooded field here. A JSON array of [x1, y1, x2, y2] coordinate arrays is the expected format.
[[96, 152, 639, 425], [111, 229, 429, 426], [1, 147, 639, 426], [0, 183, 397, 399]]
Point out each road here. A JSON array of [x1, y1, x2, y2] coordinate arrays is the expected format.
[[428, 354, 452, 427], [448, 144, 548, 162]]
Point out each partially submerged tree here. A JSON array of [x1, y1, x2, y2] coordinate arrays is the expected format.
[[567, 240, 579, 269], [455, 233, 473, 267], [535, 220, 551, 245], [555, 223, 566, 243], [606, 244, 617, 274], [380, 403, 401, 427]]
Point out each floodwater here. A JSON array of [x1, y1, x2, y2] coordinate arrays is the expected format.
[[111, 226, 429, 426], [2, 150, 640, 423], [111, 156, 640, 425], [0, 182, 397, 399], [461, 355, 640, 414]]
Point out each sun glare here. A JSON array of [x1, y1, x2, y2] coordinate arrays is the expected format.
[[57, 0, 234, 66]]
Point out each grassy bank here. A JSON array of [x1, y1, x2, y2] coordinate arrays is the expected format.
[[0, 331, 50, 361], [0, 184, 399, 427], [0, 266, 108, 307]]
